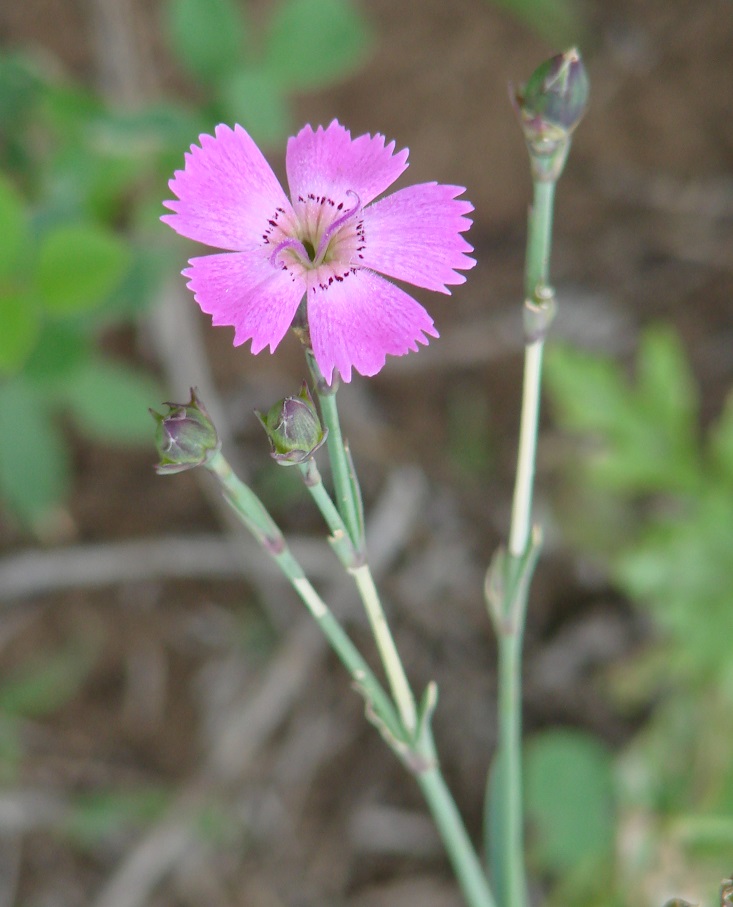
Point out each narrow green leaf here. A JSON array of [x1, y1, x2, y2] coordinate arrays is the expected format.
[[0, 378, 70, 523], [36, 223, 130, 314], [165, 0, 247, 84], [59, 357, 163, 444], [264, 0, 372, 91]]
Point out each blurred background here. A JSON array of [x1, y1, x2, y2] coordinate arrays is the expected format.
[[0, 0, 732, 904]]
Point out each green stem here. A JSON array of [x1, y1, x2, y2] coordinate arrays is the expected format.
[[511, 179, 555, 559], [299, 459, 346, 537], [298, 458, 359, 569], [206, 451, 402, 742], [524, 180, 555, 304], [487, 177, 558, 907], [492, 599, 527, 907], [307, 353, 364, 552], [351, 563, 418, 735], [508, 341, 544, 558], [417, 756, 498, 907], [303, 356, 496, 907], [209, 453, 493, 907]]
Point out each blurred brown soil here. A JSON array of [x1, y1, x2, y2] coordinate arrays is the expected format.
[[0, 0, 732, 904]]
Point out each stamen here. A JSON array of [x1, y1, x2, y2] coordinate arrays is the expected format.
[[313, 190, 361, 264], [270, 237, 310, 269]]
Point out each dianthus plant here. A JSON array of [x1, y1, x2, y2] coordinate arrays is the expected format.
[[155, 49, 588, 907]]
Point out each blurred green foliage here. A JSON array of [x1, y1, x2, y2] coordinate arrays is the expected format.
[[164, 0, 373, 147], [63, 788, 172, 850], [0, 54, 176, 527], [0, 632, 100, 783], [543, 324, 733, 904], [525, 729, 615, 874]]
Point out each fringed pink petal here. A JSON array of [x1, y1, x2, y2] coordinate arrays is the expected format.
[[286, 120, 409, 210], [163, 124, 294, 252], [361, 183, 475, 293], [183, 252, 305, 354], [305, 268, 438, 383]]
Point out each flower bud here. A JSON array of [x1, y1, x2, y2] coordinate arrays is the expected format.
[[514, 48, 589, 142], [513, 48, 589, 181], [150, 388, 220, 474], [255, 382, 327, 466]]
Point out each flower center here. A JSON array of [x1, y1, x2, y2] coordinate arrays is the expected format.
[[302, 238, 317, 262], [266, 190, 364, 276]]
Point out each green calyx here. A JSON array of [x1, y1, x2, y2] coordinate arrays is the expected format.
[[513, 48, 589, 181], [256, 381, 327, 466], [515, 47, 589, 140], [151, 387, 221, 474]]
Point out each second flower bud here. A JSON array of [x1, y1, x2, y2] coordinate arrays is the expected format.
[[256, 382, 328, 466]]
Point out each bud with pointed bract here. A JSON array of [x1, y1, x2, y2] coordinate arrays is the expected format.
[[150, 388, 221, 474], [255, 382, 327, 466], [513, 48, 589, 180]]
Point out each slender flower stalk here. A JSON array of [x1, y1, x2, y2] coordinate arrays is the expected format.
[[305, 369, 493, 907], [486, 49, 588, 907], [417, 727, 498, 907], [205, 450, 403, 742], [298, 457, 360, 569], [351, 562, 418, 735], [307, 350, 365, 553], [307, 350, 417, 731], [508, 338, 543, 558], [298, 458, 349, 539], [153, 394, 494, 907], [489, 167, 556, 907]]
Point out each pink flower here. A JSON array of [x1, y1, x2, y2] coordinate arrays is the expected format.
[[162, 120, 475, 383]]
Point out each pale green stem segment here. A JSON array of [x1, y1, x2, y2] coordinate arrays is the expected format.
[[487, 574, 529, 907], [509, 178, 555, 559], [524, 180, 556, 315], [486, 177, 558, 907], [299, 459, 347, 538], [305, 355, 415, 732], [417, 727, 498, 907], [351, 563, 418, 736], [508, 341, 544, 558], [205, 450, 402, 742], [300, 371, 495, 907], [298, 456, 418, 734], [298, 458, 360, 570], [301, 460, 496, 907], [306, 352, 365, 553]]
